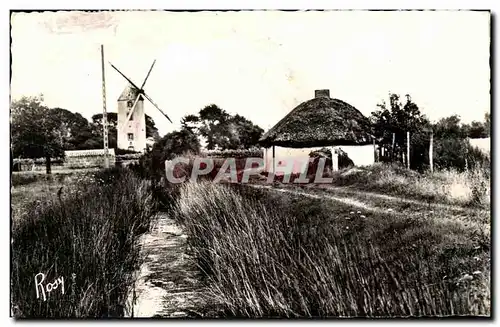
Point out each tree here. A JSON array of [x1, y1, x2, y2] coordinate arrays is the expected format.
[[180, 114, 201, 133], [197, 104, 231, 150], [228, 114, 265, 149], [181, 104, 264, 150], [90, 113, 118, 150], [11, 96, 67, 174], [370, 93, 430, 170], [145, 115, 160, 140], [371, 94, 428, 144], [460, 112, 490, 139], [50, 108, 94, 150], [468, 121, 488, 139], [433, 115, 466, 139]]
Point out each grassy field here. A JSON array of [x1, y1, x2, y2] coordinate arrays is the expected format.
[[11, 170, 97, 223], [11, 168, 158, 318], [266, 163, 490, 209], [172, 179, 490, 317]]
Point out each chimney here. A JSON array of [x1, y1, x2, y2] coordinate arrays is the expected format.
[[315, 89, 330, 98]]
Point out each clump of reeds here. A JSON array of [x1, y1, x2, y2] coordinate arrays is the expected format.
[[11, 168, 158, 318]]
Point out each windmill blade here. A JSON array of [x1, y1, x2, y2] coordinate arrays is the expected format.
[[120, 94, 142, 133], [108, 62, 141, 90], [143, 92, 172, 123], [140, 59, 156, 89]]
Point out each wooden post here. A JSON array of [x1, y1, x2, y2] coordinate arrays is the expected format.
[[332, 147, 339, 171], [373, 137, 377, 163], [45, 155, 51, 175], [406, 131, 410, 169], [101, 44, 109, 169], [272, 145, 275, 174], [391, 132, 396, 161], [429, 130, 434, 173]]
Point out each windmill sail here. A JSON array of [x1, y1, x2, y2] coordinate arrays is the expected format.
[[109, 60, 173, 125], [143, 92, 172, 123]]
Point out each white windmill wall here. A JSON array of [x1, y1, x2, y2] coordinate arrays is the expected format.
[[117, 99, 147, 153]]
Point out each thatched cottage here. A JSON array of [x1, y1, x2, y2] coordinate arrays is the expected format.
[[259, 89, 375, 174]]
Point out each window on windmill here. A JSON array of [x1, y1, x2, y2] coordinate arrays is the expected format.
[[127, 100, 134, 108], [126, 110, 134, 121], [128, 133, 134, 141]]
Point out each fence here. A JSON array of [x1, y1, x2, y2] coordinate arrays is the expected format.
[[376, 132, 490, 172]]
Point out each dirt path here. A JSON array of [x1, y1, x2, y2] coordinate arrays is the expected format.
[[250, 184, 408, 217], [249, 184, 489, 227], [311, 184, 488, 214], [125, 213, 206, 318]]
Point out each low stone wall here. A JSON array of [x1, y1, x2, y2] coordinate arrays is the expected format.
[[65, 156, 116, 169]]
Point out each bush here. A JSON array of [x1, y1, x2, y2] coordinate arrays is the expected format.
[[137, 130, 201, 182], [11, 168, 158, 318], [434, 138, 490, 172]]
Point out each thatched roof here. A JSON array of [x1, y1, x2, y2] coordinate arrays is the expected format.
[[259, 90, 373, 148]]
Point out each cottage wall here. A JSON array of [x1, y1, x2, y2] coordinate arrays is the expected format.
[[264, 145, 376, 174], [468, 137, 490, 154]]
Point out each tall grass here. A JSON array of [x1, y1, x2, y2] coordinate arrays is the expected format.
[[11, 168, 158, 318], [173, 181, 490, 317]]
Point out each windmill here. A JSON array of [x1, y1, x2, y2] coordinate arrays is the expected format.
[[109, 60, 172, 153]]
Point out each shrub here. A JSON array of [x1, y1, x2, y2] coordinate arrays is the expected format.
[[434, 138, 490, 172], [137, 130, 201, 182]]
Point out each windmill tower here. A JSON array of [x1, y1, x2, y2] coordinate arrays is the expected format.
[[109, 60, 172, 153]]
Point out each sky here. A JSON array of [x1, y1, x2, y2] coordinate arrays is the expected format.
[[10, 10, 490, 136]]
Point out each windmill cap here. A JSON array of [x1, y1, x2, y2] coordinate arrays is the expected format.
[[118, 84, 142, 101]]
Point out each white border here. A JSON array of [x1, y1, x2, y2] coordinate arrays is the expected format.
[[4, 1, 498, 326], [3, 0, 500, 10]]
